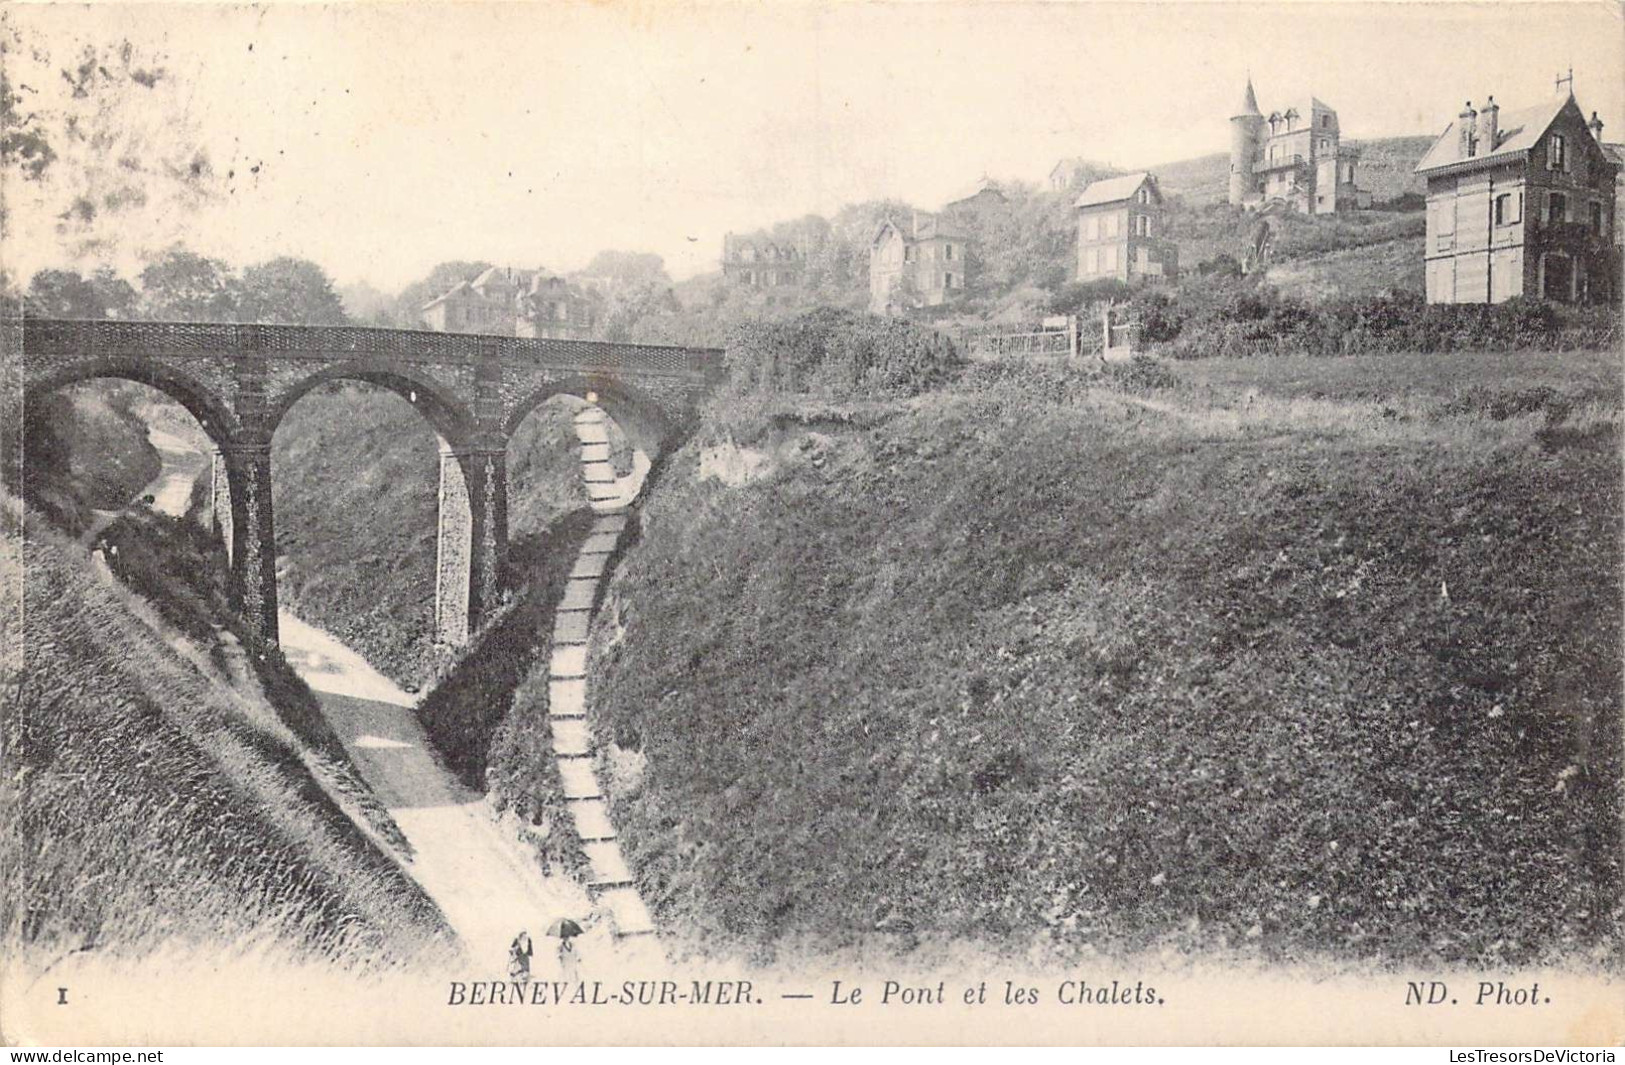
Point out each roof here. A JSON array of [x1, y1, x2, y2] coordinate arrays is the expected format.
[[421, 280, 472, 311], [944, 176, 1007, 209], [1415, 95, 1572, 174], [1232, 78, 1262, 119], [1074, 171, 1153, 208], [870, 213, 968, 247], [1603, 142, 1625, 167]]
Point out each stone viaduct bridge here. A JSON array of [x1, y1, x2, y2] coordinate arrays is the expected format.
[[17, 318, 724, 647]]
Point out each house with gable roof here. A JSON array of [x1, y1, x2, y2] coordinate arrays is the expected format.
[[1075, 172, 1179, 283], [1416, 89, 1619, 303], [869, 211, 970, 314], [722, 232, 805, 288], [421, 266, 599, 338]]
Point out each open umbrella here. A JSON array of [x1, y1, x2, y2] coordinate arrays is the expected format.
[[545, 917, 584, 938]]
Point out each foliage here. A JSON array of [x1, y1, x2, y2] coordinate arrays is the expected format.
[[1153, 286, 1620, 359], [137, 246, 238, 321], [25, 266, 136, 319], [20, 384, 159, 535], [591, 353, 1621, 968], [237, 256, 349, 325], [580, 250, 672, 289], [723, 307, 965, 399], [29, 248, 352, 325]]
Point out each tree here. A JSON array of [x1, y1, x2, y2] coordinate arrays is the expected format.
[[237, 257, 348, 325], [138, 245, 237, 321], [577, 250, 671, 291], [597, 282, 680, 342], [27, 269, 101, 318], [25, 266, 138, 319]]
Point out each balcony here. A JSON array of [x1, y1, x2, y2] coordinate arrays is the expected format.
[[1255, 153, 1307, 173]]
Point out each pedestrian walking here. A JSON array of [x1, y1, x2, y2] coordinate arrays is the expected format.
[[546, 917, 584, 981], [508, 930, 534, 982]]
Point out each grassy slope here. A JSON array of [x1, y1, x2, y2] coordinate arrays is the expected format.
[[1264, 234, 1425, 301], [1154, 135, 1434, 205], [3, 495, 451, 969], [271, 386, 590, 686], [588, 353, 1621, 969]]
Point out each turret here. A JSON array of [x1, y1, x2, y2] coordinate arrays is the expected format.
[[1229, 77, 1265, 206]]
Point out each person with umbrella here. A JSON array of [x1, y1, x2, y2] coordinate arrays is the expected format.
[[546, 917, 583, 980]]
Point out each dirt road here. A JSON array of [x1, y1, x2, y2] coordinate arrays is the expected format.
[[277, 612, 597, 975]]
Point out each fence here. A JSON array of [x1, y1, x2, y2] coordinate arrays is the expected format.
[[963, 305, 1139, 362]]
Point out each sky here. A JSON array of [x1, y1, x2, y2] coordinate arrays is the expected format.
[[10, 1, 1624, 291]]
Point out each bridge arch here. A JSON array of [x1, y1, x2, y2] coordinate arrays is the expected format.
[[503, 375, 677, 461], [20, 358, 267, 637], [266, 360, 478, 453], [25, 357, 241, 450]]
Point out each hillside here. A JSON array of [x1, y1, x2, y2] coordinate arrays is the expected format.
[[271, 386, 598, 686], [584, 340, 1622, 968], [2, 492, 451, 971], [1152, 135, 1435, 206], [22, 384, 160, 536]]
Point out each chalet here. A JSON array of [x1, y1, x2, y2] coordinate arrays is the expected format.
[[722, 232, 804, 288], [1050, 158, 1095, 193], [943, 177, 1008, 223], [1075, 172, 1179, 283], [1416, 91, 1619, 304], [869, 211, 970, 314], [421, 266, 599, 339]]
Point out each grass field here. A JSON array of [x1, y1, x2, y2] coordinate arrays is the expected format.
[[585, 347, 1621, 970], [3, 493, 451, 970], [1171, 347, 1623, 403]]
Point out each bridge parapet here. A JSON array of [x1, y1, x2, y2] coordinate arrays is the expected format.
[[18, 316, 724, 652], [21, 318, 722, 379]]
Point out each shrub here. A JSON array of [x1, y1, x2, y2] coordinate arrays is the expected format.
[[1149, 280, 1620, 359], [724, 307, 964, 399]]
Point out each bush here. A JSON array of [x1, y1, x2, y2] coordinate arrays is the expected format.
[[725, 307, 964, 399], [1151, 281, 1620, 359]]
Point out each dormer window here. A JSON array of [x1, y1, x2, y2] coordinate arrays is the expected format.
[[1549, 134, 1567, 170]]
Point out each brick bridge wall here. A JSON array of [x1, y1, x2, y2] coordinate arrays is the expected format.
[[15, 318, 724, 648]]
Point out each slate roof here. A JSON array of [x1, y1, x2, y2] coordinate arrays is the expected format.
[[1415, 96, 1572, 174], [1074, 172, 1155, 209], [1233, 78, 1262, 119]]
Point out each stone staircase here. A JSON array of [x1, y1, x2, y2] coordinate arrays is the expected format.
[[547, 405, 656, 941]]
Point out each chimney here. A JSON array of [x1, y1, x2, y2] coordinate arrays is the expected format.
[[1480, 96, 1499, 152], [1590, 111, 1606, 141], [1458, 101, 1478, 157]]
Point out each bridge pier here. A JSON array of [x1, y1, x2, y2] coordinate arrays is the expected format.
[[218, 440, 279, 647], [209, 449, 234, 565], [434, 446, 507, 647]]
